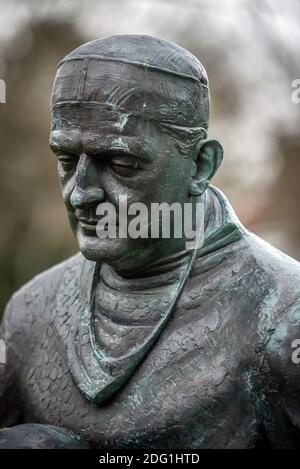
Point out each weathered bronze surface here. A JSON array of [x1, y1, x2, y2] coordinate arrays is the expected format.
[[1, 35, 300, 449]]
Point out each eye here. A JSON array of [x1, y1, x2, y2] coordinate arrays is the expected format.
[[110, 159, 141, 177], [57, 153, 78, 170]]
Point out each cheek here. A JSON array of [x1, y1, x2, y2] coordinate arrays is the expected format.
[[157, 160, 190, 203], [57, 165, 76, 206], [103, 167, 164, 206]]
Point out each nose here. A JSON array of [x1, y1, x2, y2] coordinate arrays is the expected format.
[[70, 153, 106, 210]]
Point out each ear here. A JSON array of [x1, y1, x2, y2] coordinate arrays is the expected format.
[[188, 139, 223, 196]]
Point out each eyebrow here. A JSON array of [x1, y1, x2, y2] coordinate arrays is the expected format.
[[49, 132, 154, 162], [50, 142, 148, 163], [50, 141, 77, 155]]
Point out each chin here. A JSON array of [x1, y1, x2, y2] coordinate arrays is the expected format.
[[76, 229, 159, 274], [76, 230, 133, 264]]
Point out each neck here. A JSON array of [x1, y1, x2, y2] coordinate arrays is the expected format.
[[102, 249, 192, 289], [110, 192, 211, 280]]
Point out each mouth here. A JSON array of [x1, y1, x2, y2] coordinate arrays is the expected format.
[[77, 217, 120, 236], [78, 217, 98, 233]]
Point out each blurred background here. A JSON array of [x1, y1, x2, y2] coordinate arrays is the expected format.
[[0, 0, 300, 314]]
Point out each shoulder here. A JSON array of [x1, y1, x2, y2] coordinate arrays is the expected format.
[[241, 231, 300, 300], [258, 296, 300, 446], [1, 252, 84, 347], [207, 186, 300, 294], [264, 297, 300, 373], [0, 253, 85, 404], [229, 231, 300, 445], [245, 230, 300, 274], [242, 232, 300, 358], [242, 234, 300, 444], [0, 253, 84, 421]]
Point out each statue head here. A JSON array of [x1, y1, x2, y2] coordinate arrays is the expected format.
[[50, 35, 223, 275]]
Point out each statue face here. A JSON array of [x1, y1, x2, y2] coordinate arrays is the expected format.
[[49, 36, 220, 274], [50, 106, 195, 274]]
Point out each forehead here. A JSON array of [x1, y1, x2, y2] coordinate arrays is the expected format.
[[52, 58, 207, 128], [50, 105, 161, 160]]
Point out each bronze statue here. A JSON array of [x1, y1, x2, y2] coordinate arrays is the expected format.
[[1, 35, 300, 449]]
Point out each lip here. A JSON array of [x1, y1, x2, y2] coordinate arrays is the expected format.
[[79, 217, 98, 226], [77, 217, 120, 234], [78, 218, 98, 232]]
